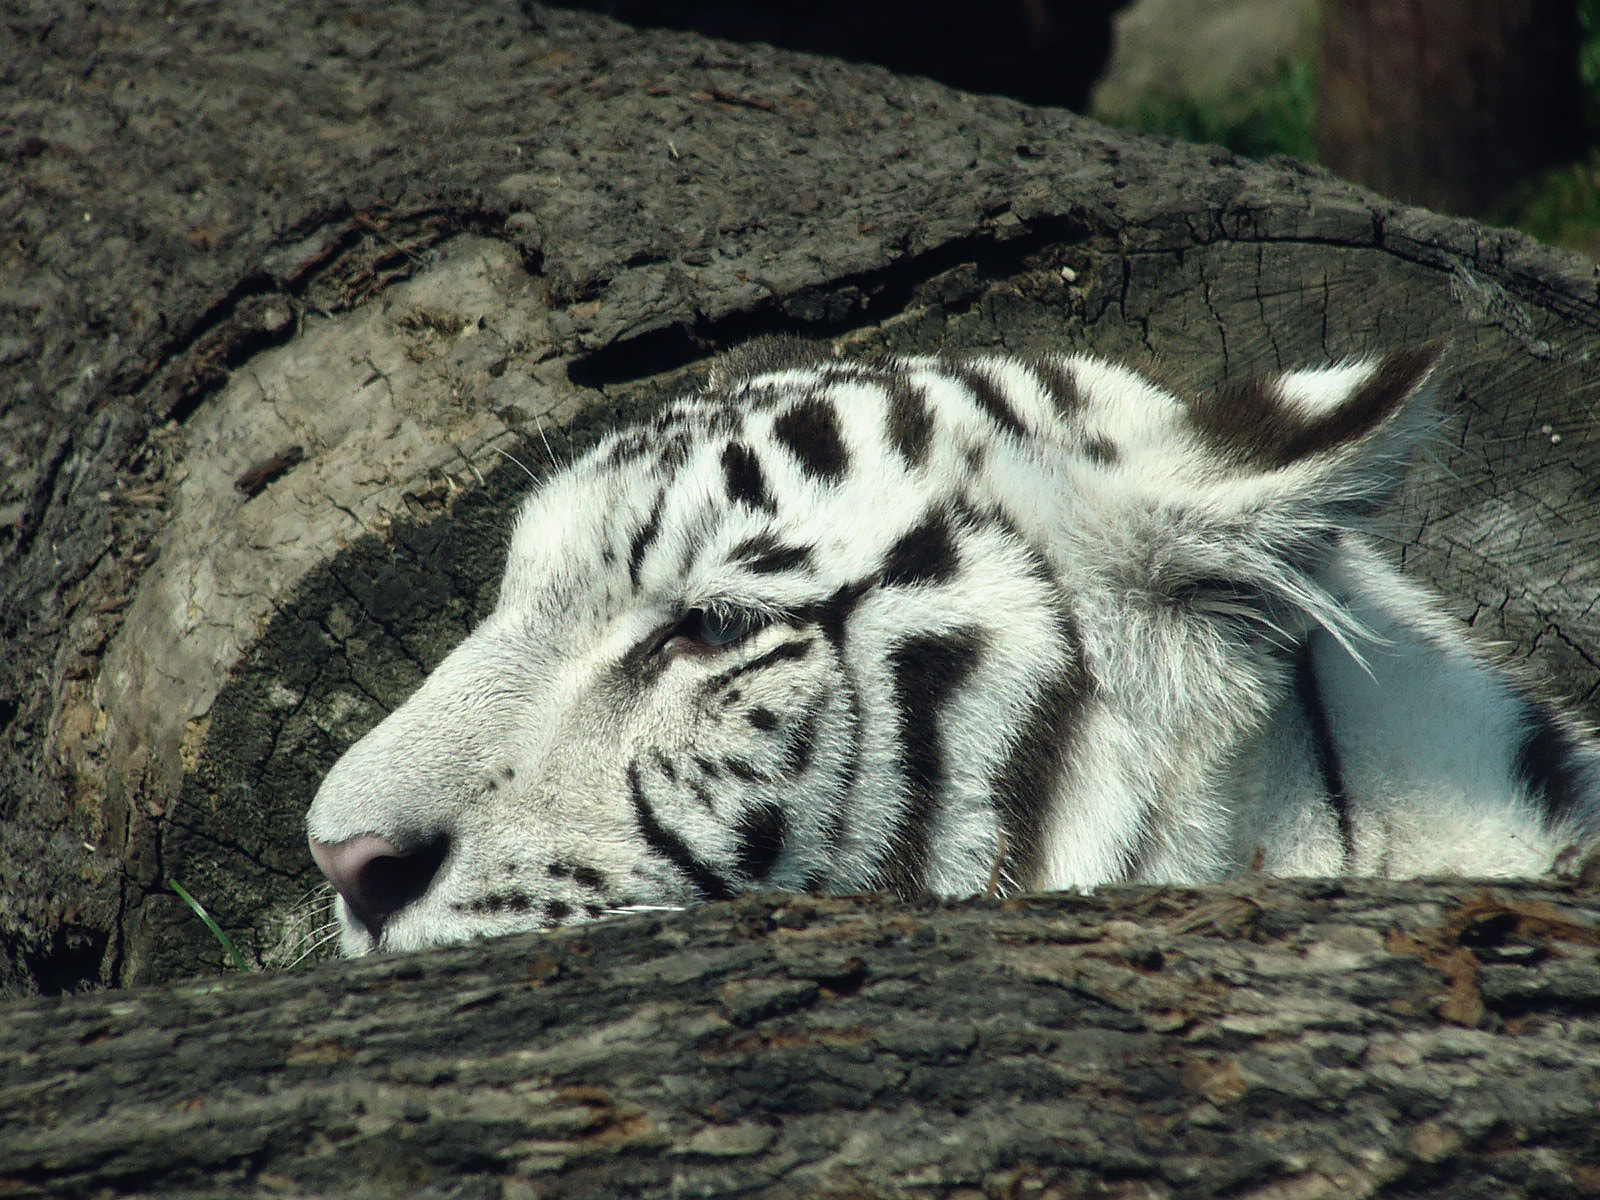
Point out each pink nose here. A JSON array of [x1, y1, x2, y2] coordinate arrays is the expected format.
[[308, 833, 449, 941]]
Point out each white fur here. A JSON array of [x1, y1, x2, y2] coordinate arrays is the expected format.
[[307, 342, 1600, 955]]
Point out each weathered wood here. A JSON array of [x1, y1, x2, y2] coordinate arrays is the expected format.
[[3, 0, 1600, 1014], [7, 4, 1600, 1194], [4, 877, 1600, 1198]]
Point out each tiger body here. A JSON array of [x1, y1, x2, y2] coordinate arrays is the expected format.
[[307, 338, 1600, 956]]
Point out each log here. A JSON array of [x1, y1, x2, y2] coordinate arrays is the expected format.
[[3, 0, 1600, 1007], [4, 877, 1600, 1198], [6, 3, 1600, 1190]]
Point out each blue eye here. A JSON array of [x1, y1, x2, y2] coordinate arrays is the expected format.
[[697, 611, 752, 649], [693, 608, 757, 647], [659, 607, 769, 659]]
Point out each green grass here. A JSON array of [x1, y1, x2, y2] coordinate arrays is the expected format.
[[169, 880, 250, 972], [1583, 0, 1600, 119], [1499, 159, 1600, 260], [1504, 0, 1600, 256], [1119, 55, 1317, 164]]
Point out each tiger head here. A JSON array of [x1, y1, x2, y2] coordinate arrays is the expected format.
[[308, 336, 1563, 957]]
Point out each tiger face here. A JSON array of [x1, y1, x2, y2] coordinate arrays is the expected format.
[[307, 338, 1599, 955]]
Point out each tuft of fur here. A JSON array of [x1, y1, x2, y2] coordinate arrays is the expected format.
[[306, 340, 1600, 956]]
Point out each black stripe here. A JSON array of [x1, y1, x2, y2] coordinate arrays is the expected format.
[[1028, 356, 1083, 419], [703, 639, 812, 698], [721, 442, 775, 512], [778, 702, 821, 778], [1295, 638, 1355, 866], [1291, 344, 1441, 462], [773, 396, 850, 481], [792, 579, 871, 650], [1516, 700, 1590, 828], [689, 780, 715, 811], [731, 532, 814, 574], [741, 640, 814, 674], [657, 432, 691, 470], [1188, 343, 1442, 470], [990, 607, 1091, 888], [723, 757, 761, 782], [627, 764, 735, 900], [458, 890, 535, 915], [949, 362, 1029, 438], [616, 627, 668, 688], [626, 495, 664, 588], [1187, 376, 1293, 470], [811, 682, 864, 889], [881, 508, 959, 588], [604, 430, 650, 466], [878, 629, 985, 896], [650, 407, 693, 434], [885, 378, 934, 468], [1083, 437, 1118, 466], [733, 804, 788, 881], [746, 544, 813, 574]]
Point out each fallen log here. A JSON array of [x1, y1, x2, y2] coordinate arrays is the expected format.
[[4, 2, 1600, 1188], [5, 877, 1600, 1197]]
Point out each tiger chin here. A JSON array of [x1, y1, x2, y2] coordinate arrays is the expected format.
[[306, 336, 1600, 957]]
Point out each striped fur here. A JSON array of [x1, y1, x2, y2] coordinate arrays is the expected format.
[[306, 338, 1600, 956]]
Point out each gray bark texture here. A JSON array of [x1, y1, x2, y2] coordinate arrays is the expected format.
[[4, 0, 1600, 1190], [6, 877, 1600, 1198]]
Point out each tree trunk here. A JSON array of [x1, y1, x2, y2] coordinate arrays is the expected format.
[[6, 2, 1600, 1191], [3, 0, 1600, 1022], [1316, 0, 1585, 216], [4, 877, 1600, 1198]]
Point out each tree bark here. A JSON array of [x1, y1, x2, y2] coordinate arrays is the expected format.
[[3, 1, 1600, 1005], [4, 877, 1600, 1198], [1316, 0, 1585, 216], [6, 3, 1600, 1191]]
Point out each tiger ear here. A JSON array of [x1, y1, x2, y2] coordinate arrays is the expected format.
[[1071, 344, 1448, 650], [1184, 341, 1447, 479], [1156, 343, 1448, 649]]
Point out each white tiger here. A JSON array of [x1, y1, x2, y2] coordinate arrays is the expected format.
[[307, 337, 1600, 956]]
